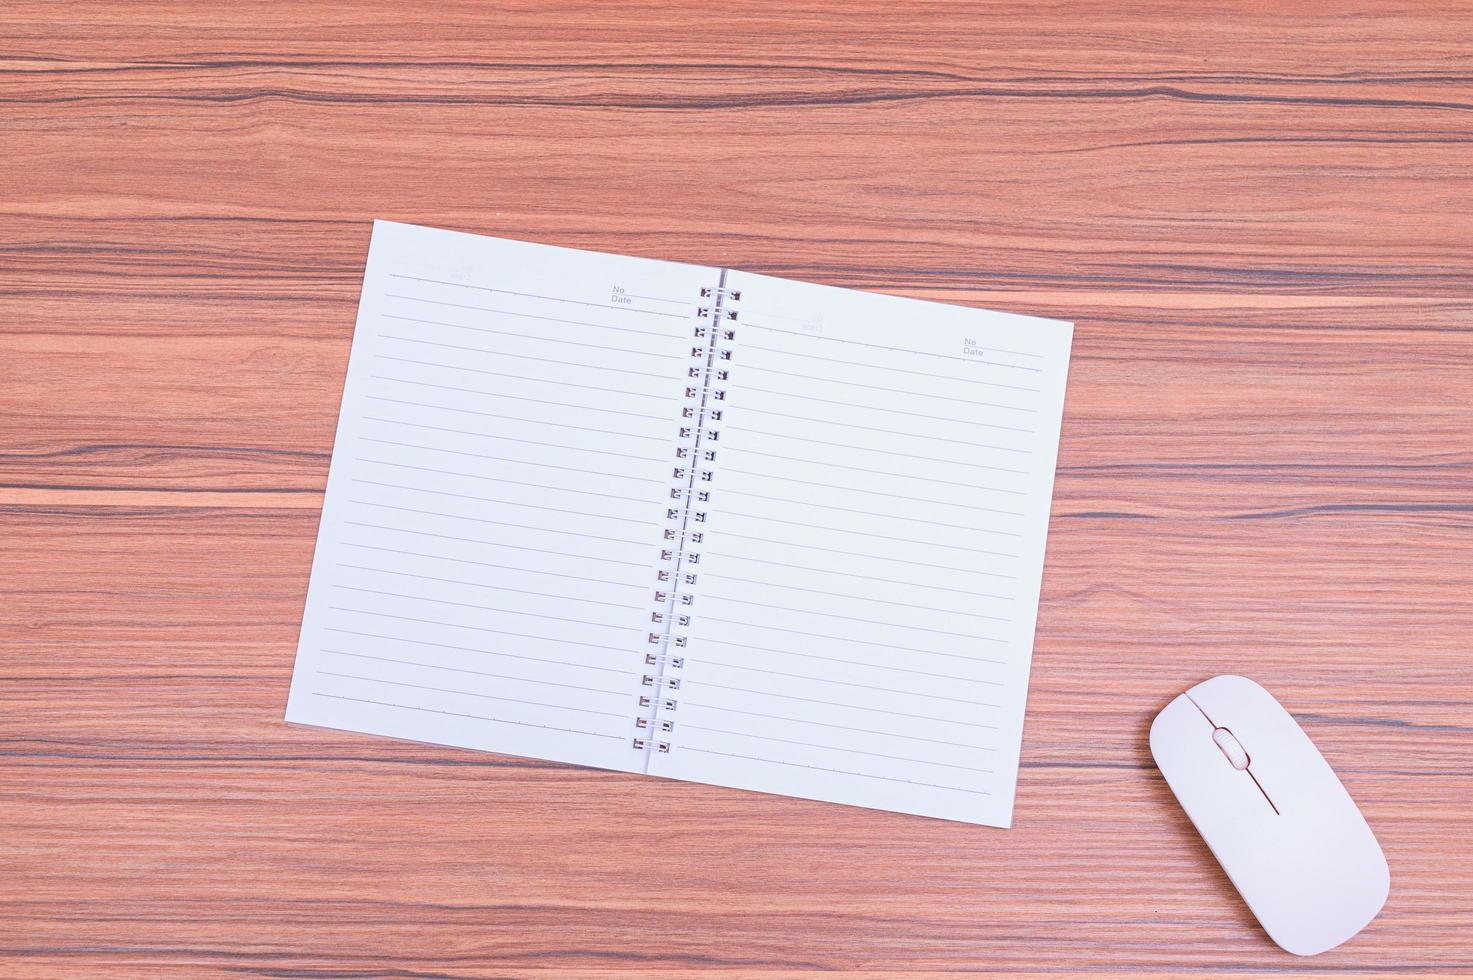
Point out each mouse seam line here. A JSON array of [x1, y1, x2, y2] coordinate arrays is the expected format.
[[1186, 690, 1281, 815], [1183, 692, 1217, 726], [1246, 766, 1282, 816]]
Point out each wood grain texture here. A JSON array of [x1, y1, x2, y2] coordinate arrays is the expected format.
[[3, 1, 1471, 975]]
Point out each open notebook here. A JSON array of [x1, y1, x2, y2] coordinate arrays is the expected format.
[[285, 221, 1072, 827]]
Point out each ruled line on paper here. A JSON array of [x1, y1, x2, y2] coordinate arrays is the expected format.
[[357, 438, 665, 485], [728, 448, 1029, 496], [386, 294, 677, 337], [388, 273, 689, 318], [322, 650, 633, 697], [380, 333, 678, 380], [368, 368, 674, 418], [710, 552, 1017, 599], [686, 680, 1002, 730], [341, 521, 650, 568], [694, 636, 1007, 680], [718, 489, 1026, 537], [740, 319, 1046, 369], [621, 290, 689, 305], [716, 510, 1020, 558], [724, 427, 1031, 475], [689, 657, 1004, 703], [361, 383, 669, 423], [681, 724, 997, 773], [716, 531, 1019, 580], [721, 467, 1026, 516], [742, 341, 1043, 394], [353, 458, 656, 504], [741, 315, 1048, 360], [698, 614, 1009, 656], [677, 746, 993, 795], [333, 563, 646, 611], [737, 364, 1038, 411], [346, 500, 653, 548], [331, 585, 644, 633], [323, 627, 640, 675], [703, 571, 1012, 611], [682, 701, 1001, 746], [339, 542, 648, 588], [351, 480, 660, 526], [364, 393, 667, 442], [312, 693, 625, 740], [318, 671, 631, 717], [363, 417, 672, 462], [704, 595, 1011, 634], [372, 363, 678, 403], [326, 609, 634, 654], [736, 401, 1036, 440], [382, 313, 685, 360]]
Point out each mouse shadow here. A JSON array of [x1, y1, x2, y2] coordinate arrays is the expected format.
[[1137, 700, 1266, 942]]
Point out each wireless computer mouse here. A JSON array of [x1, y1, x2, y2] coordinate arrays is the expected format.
[[1149, 675, 1389, 956]]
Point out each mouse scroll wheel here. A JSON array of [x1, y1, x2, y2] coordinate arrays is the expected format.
[[1212, 727, 1251, 770]]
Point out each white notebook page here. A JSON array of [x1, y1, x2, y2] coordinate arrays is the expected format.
[[285, 221, 718, 771], [649, 271, 1072, 826]]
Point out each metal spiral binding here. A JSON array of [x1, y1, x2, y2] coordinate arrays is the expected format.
[[632, 273, 740, 757]]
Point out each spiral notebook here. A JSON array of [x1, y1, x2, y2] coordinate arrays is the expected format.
[[284, 220, 1072, 827]]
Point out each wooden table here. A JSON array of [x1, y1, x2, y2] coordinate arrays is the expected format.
[[4, 2, 1470, 976]]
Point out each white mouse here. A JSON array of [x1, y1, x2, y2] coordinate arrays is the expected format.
[[1149, 675, 1389, 956]]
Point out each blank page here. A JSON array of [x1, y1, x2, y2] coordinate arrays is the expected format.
[[285, 222, 718, 772], [650, 271, 1072, 826]]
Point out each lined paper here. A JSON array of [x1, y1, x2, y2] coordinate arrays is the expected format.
[[286, 222, 1071, 827], [285, 222, 718, 771], [649, 271, 1072, 826]]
